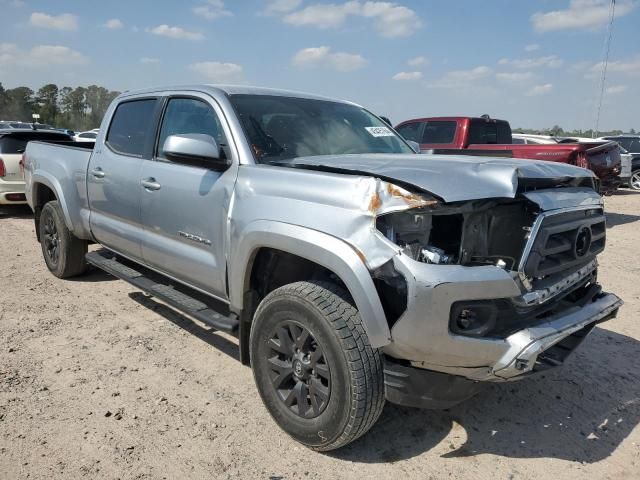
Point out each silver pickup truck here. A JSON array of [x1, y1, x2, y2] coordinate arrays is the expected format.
[[24, 85, 622, 451]]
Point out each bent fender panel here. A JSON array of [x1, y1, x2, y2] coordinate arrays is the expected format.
[[229, 220, 391, 348]]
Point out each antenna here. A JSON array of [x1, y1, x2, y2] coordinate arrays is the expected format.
[[594, 0, 616, 138]]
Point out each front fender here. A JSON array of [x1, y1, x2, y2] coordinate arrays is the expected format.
[[229, 220, 391, 348]]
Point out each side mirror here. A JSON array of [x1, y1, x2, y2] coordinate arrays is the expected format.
[[380, 116, 392, 127], [406, 140, 421, 153], [162, 134, 230, 169]]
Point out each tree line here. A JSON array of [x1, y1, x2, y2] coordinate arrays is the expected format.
[[512, 125, 636, 138], [0, 83, 120, 132]]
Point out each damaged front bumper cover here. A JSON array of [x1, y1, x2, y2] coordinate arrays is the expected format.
[[490, 291, 622, 379], [383, 254, 623, 385]]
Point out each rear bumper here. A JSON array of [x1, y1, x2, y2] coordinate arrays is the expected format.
[[0, 180, 27, 205]]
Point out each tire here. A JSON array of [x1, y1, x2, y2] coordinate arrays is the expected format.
[[39, 201, 88, 278], [250, 281, 385, 451], [630, 169, 640, 191]]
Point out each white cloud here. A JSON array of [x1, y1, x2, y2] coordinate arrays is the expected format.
[[526, 84, 553, 96], [427, 66, 493, 89], [283, 1, 421, 38], [496, 72, 534, 84], [0, 43, 88, 67], [605, 85, 628, 95], [193, 0, 232, 20], [189, 61, 244, 83], [148, 25, 205, 40], [292, 46, 367, 72], [104, 18, 124, 29], [589, 58, 640, 76], [29, 12, 78, 31], [408, 55, 428, 67], [265, 0, 303, 14], [531, 0, 635, 33], [140, 57, 160, 64], [500, 55, 563, 69], [392, 71, 422, 81], [524, 43, 540, 52]]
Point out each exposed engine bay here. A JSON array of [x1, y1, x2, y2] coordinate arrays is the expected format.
[[376, 199, 538, 272]]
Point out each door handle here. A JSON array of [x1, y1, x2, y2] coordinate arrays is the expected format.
[[91, 167, 105, 178], [141, 178, 161, 191]]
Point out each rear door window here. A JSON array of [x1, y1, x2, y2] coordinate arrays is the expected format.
[[106, 99, 158, 157], [421, 121, 457, 144], [396, 122, 423, 143]]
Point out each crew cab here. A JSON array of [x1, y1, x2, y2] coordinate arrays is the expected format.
[[24, 86, 622, 451], [0, 128, 72, 205], [396, 116, 622, 195]]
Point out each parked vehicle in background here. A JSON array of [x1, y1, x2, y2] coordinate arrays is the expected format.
[[396, 116, 622, 195], [24, 85, 622, 451], [56, 128, 76, 137], [600, 135, 640, 190], [0, 128, 72, 205], [73, 131, 98, 142], [512, 133, 559, 144]]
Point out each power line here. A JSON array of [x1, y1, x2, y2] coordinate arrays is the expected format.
[[594, 0, 616, 138]]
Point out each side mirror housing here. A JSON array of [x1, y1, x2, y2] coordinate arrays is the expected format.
[[162, 134, 230, 170]]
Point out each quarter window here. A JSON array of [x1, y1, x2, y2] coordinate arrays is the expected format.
[[157, 98, 228, 161], [106, 99, 158, 157]]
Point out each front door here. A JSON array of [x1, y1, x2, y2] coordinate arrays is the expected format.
[[87, 98, 160, 260], [140, 95, 237, 299]]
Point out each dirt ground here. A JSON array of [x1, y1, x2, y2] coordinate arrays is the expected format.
[[1, 192, 639, 480]]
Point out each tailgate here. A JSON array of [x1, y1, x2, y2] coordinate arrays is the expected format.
[[586, 141, 621, 171], [0, 153, 24, 182]]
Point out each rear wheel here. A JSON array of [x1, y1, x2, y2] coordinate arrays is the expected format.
[[39, 201, 88, 278], [630, 170, 640, 191], [250, 281, 385, 451]]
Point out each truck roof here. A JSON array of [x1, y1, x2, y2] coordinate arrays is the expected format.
[[118, 84, 358, 106], [399, 116, 509, 124]]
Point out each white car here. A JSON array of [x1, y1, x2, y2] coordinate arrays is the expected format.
[[74, 131, 98, 142], [511, 133, 560, 145], [0, 129, 73, 205]]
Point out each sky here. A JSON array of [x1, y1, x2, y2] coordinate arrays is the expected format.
[[1, 0, 639, 131]]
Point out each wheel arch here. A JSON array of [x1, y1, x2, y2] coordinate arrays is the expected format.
[[229, 221, 391, 350]]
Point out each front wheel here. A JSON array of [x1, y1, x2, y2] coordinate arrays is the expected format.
[[630, 170, 640, 191], [250, 281, 385, 451], [39, 201, 88, 278]]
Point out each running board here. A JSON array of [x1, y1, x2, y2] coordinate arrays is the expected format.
[[86, 249, 238, 333]]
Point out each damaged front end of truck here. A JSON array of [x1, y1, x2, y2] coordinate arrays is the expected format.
[[282, 154, 623, 408]]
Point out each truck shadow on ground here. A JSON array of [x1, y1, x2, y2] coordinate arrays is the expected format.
[[0, 205, 32, 219], [605, 211, 640, 228], [128, 291, 239, 360], [333, 327, 640, 464]]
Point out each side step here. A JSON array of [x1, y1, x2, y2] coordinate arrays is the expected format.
[[86, 249, 239, 333]]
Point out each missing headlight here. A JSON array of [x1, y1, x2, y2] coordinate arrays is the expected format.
[[376, 210, 462, 263]]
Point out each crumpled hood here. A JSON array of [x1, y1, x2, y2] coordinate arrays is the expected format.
[[280, 153, 597, 202]]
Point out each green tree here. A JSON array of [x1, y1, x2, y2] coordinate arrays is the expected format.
[[35, 83, 59, 124], [3, 87, 34, 121]]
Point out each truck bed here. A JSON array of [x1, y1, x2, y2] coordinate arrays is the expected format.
[[24, 140, 95, 238]]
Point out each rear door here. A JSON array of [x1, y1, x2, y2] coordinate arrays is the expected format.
[[87, 97, 161, 261], [139, 94, 238, 298]]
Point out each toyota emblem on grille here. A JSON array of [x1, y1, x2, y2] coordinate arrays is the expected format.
[[574, 226, 592, 258]]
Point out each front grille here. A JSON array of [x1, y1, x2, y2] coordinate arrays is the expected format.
[[523, 208, 605, 279]]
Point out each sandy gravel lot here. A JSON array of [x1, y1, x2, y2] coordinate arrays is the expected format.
[[1, 192, 639, 480]]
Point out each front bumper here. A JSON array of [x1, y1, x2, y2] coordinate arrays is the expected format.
[[383, 255, 623, 383]]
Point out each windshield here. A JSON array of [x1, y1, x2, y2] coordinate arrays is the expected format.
[[230, 94, 413, 162]]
